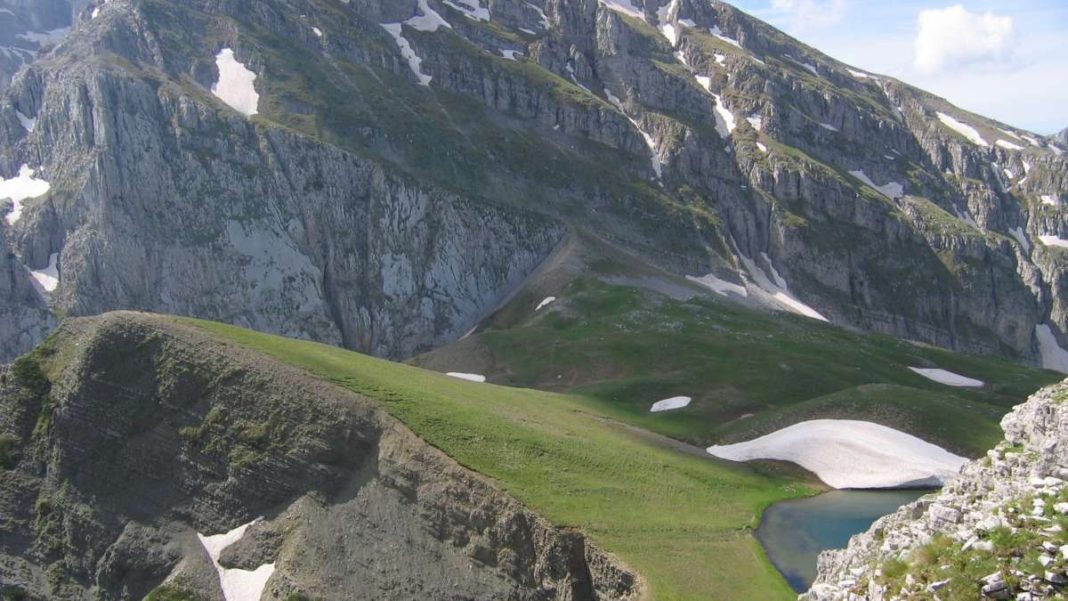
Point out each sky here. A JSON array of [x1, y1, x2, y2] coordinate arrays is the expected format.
[[728, 0, 1068, 135]]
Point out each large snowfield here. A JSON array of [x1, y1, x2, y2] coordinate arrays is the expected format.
[[707, 420, 968, 489], [1, 165, 51, 225]]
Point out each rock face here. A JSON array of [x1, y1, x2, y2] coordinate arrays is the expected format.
[[1055, 128, 1068, 148], [804, 379, 1068, 600], [1, 0, 1067, 367], [0, 313, 640, 601]]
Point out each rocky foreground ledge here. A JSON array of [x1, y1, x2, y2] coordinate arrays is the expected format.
[[805, 380, 1068, 600]]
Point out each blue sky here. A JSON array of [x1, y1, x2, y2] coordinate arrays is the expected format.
[[728, 1, 1068, 135]]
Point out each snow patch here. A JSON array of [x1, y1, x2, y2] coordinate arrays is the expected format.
[[686, 273, 747, 298], [405, 0, 451, 31], [1042, 195, 1059, 206], [500, 49, 520, 60], [694, 75, 711, 92], [212, 49, 259, 116], [599, 0, 645, 20], [756, 141, 768, 154], [847, 68, 870, 79], [709, 25, 741, 48], [711, 94, 735, 138], [17, 27, 70, 46], [525, 2, 550, 29], [819, 122, 839, 132], [535, 296, 556, 310], [1, 165, 51, 225], [605, 88, 662, 178], [936, 112, 988, 147], [1039, 235, 1068, 248], [651, 396, 691, 413], [447, 372, 487, 383], [996, 139, 1024, 151], [15, 110, 35, 132], [443, 0, 489, 22], [1010, 227, 1031, 252], [197, 521, 276, 601], [381, 0, 452, 86], [908, 367, 984, 388], [746, 114, 763, 131], [714, 53, 727, 66], [312, 27, 322, 38], [707, 420, 968, 489], [849, 170, 904, 200], [741, 253, 829, 322], [1036, 324, 1068, 374], [28, 253, 59, 296]]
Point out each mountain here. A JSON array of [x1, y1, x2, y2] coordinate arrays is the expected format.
[[0, 313, 643, 601], [0, 0, 1067, 371], [1055, 127, 1068, 148], [0, 0, 82, 92], [806, 379, 1068, 601]]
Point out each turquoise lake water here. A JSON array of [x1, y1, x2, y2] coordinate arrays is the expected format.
[[756, 489, 930, 592]]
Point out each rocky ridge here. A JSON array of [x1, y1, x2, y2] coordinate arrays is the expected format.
[[805, 378, 1068, 601], [0, 313, 639, 601], [0, 0, 1067, 370]]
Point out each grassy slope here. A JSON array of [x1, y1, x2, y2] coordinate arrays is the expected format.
[[414, 265, 1060, 458], [186, 318, 812, 601]]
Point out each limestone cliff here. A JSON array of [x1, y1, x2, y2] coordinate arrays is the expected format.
[[1, 0, 1066, 368]]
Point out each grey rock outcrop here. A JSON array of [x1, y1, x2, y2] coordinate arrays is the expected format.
[[0, 0, 1066, 368], [0, 313, 641, 601], [804, 379, 1068, 600]]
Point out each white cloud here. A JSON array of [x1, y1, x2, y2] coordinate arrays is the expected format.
[[914, 5, 1015, 74], [770, 0, 847, 29]]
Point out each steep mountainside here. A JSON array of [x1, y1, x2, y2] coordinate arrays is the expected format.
[[805, 378, 1068, 601], [0, 313, 639, 601], [0, 0, 81, 92], [1055, 128, 1068, 148], [1, 0, 1067, 368]]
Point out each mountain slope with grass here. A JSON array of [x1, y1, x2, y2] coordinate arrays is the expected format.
[[413, 233, 1061, 458], [0, 0, 1066, 372], [0, 312, 820, 601]]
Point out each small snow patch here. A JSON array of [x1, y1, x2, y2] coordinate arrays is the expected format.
[[996, 139, 1023, 151], [819, 122, 839, 132], [756, 142, 768, 154], [447, 372, 487, 383], [1037, 324, 1068, 374], [746, 114, 763, 131], [908, 367, 983, 388], [711, 94, 735, 138], [599, 0, 645, 20], [197, 521, 276, 601], [707, 420, 968, 489], [535, 296, 556, 310], [500, 49, 520, 60], [741, 253, 828, 322], [1009, 227, 1031, 252], [936, 112, 988, 147], [312, 27, 322, 37], [1, 165, 51, 225], [1039, 235, 1068, 248], [1042, 195, 1059, 206], [443, 0, 490, 22], [709, 25, 741, 48], [651, 396, 691, 413], [525, 2, 550, 29], [714, 53, 727, 66], [686, 273, 747, 298], [605, 89, 662, 178], [849, 170, 904, 200], [15, 110, 35, 132], [212, 49, 259, 116], [847, 68, 870, 79], [28, 253, 59, 295], [694, 75, 712, 92]]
